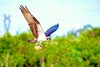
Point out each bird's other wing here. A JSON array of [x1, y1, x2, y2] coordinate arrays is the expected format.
[[45, 23, 59, 37], [27, 38, 37, 43], [19, 5, 44, 38]]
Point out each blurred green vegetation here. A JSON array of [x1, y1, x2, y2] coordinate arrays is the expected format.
[[0, 27, 100, 67]]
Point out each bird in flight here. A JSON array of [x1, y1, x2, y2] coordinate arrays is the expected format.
[[19, 5, 59, 50]]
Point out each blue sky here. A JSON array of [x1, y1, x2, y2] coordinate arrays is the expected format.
[[0, 0, 100, 36]]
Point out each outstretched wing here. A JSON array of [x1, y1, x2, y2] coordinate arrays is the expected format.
[[19, 5, 45, 38], [45, 23, 59, 37]]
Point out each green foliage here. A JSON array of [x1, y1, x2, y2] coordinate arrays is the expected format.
[[0, 28, 100, 67]]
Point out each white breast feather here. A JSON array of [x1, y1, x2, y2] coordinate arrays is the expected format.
[[37, 24, 47, 41]]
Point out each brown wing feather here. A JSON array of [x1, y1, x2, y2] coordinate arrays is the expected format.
[[19, 5, 40, 38]]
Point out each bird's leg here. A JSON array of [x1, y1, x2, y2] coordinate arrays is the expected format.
[[35, 42, 42, 50], [36, 42, 39, 46], [39, 41, 42, 48], [35, 41, 42, 47]]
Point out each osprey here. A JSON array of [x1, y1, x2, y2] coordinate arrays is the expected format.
[[19, 5, 59, 50]]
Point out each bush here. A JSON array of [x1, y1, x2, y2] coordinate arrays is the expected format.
[[0, 28, 100, 67]]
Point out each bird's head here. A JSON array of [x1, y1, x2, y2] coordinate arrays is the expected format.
[[46, 37, 51, 40]]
